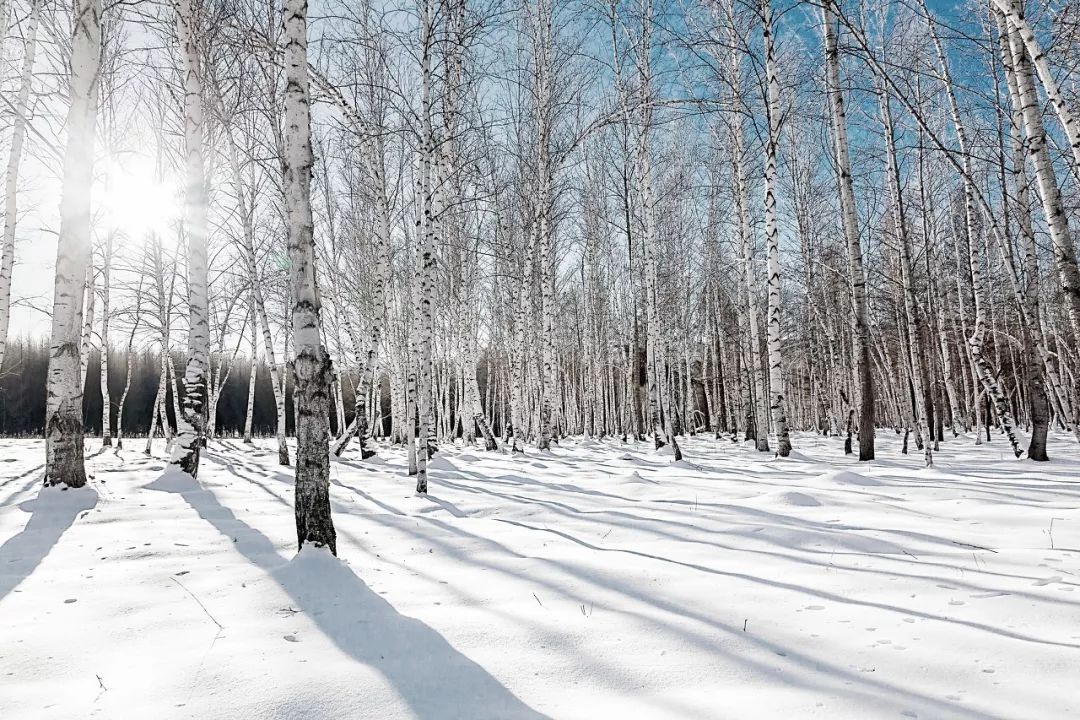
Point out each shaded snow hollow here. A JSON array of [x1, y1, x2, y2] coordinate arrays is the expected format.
[[1, 432, 1079, 719]]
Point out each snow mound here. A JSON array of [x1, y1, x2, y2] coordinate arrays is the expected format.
[[622, 471, 658, 485], [288, 543, 344, 572], [358, 454, 389, 466], [816, 470, 882, 487], [756, 490, 823, 507], [427, 456, 457, 471]]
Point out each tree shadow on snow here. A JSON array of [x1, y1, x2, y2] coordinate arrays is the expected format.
[[0, 463, 46, 508], [0, 486, 98, 603], [146, 471, 550, 720], [353, 502, 998, 719]]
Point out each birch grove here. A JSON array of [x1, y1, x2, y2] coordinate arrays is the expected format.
[[2, 0, 1080, 528]]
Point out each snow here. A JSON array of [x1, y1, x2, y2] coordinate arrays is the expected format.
[[1, 432, 1079, 719]]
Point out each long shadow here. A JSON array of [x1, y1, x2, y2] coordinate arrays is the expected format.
[[0, 487, 98, 603], [147, 472, 550, 720], [493, 517, 1080, 651], [333, 478, 407, 517], [432, 470, 1080, 602], [0, 466, 45, 508], [433, 476, 1079, 607], [356, 502, 995, 719]]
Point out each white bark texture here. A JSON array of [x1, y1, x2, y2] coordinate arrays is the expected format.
[[638, 0, 679, 460], [730, 38, 768, 453], [243, 301, 257, 443], [822, 0, 874, 461], [0, 0, 40, 373], [989, 0, 1080, 174], [414, 0, 437, 492], [46, 0, 101, 487], [762, 0, 791, 457], [172, 0, 210, 477], [99, 233, 113, 445], [283, 0, 336, 552], [1002, 6, 1080, 356]]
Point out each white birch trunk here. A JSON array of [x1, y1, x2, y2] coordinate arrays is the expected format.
[[414, 0, 437, 492], [995, 14, 1076, 448], [989, 0, 1080, 175], [283, 0, 336, 553], [45, 0, 100, 487], [79, 268, 95, 391], [822, 0, 875, 460], [0, 0, 40, 373], [730, 39, 769, 452], [762, 0, 790, 456], [115, 312, 139, 450], [243, 300, 257, 443], [1002, 6, 1080, 367], [172, 0, 210, 477], [99, 232, 112, 446], [637, 0, 680, 460]]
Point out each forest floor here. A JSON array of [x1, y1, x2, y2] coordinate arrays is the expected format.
[[0, 431, 1078, 719]]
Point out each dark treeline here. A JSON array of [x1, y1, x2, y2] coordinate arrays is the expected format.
[[1, 338, 298, 438], [0, 336, 578, 444]]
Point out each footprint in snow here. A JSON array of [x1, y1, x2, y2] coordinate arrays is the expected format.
[[1033, 576, 1063, 586], [284, 634, 299, 642]]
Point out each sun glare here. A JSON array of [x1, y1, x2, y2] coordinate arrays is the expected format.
[[102, 155, 181, 241]]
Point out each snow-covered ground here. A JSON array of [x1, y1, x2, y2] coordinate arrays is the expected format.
[[1, 432, 1078, 719]]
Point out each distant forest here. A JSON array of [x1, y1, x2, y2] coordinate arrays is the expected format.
[[0, 338, 363, 439]]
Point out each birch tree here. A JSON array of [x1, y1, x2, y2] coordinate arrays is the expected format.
[[761, 0, 790, 456], [283, 0, 336, 551], [44, 0, 102, 487], [821, 0, 874, 461], [0, 0, 40, 374], [171, 0, 210, 476]]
